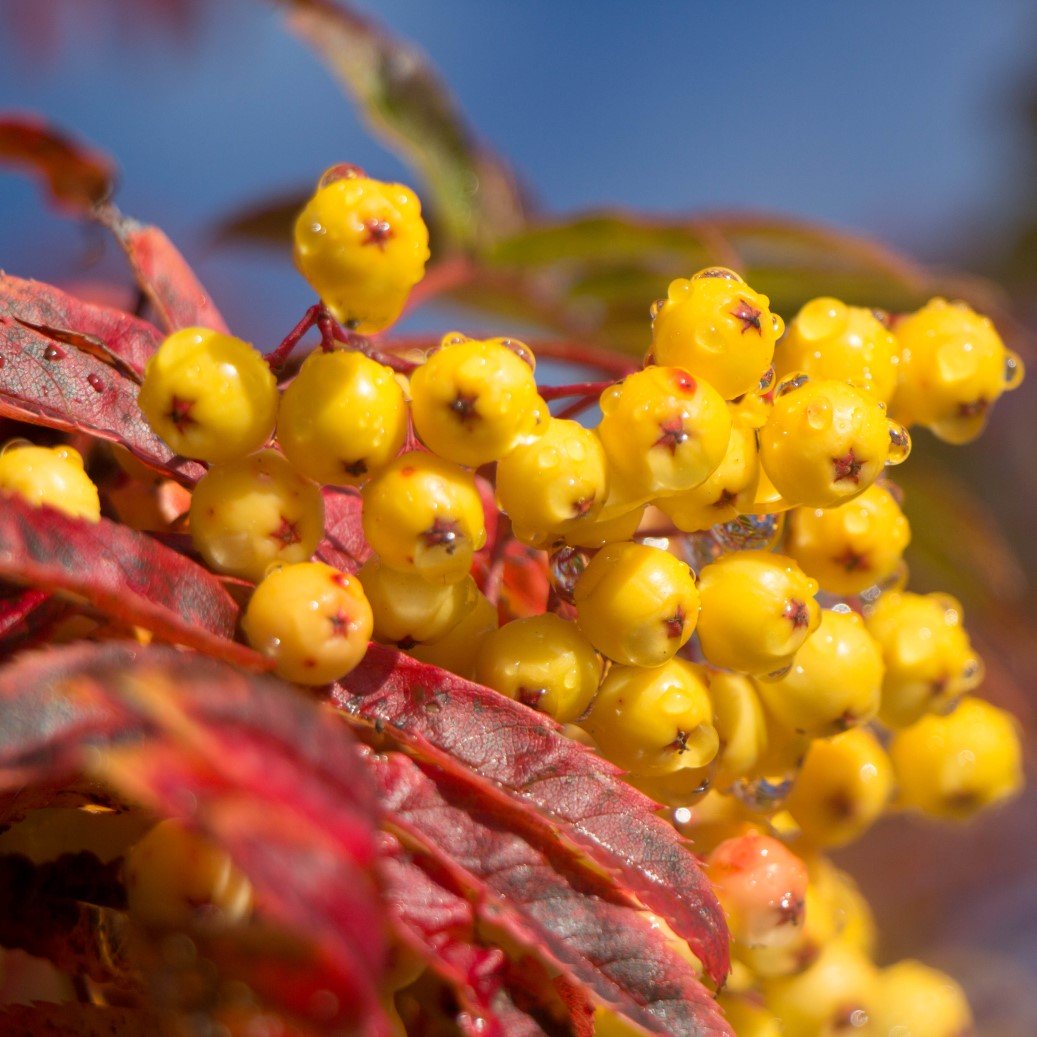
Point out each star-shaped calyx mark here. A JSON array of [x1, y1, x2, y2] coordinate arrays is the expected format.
[[668, 728, 692, 754], [328, 610, 353, 637], [270, 515, 301, 548], [449, 392, 479, 426], [654, 417, 689, 455], [361, 217, 394, 250], [834, 547, 869, 573], [713, 488, 739, 510], [730, 298, 763, 334], [663, 606, 687, 640], [775, 891, 806, 927], [831, 449, 864, 484], [423, 517, 464, 555], [958, 397, 989, 418], [166, 396, 196, 433], [783, 598, 810, 629], [343, 458, 368, 478], [517, 686, 547, 710], [571, 494, 596, 518]]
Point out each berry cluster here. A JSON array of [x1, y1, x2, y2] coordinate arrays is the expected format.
[[9, 164, 1015, 1036]]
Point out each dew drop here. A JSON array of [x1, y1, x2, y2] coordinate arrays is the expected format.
[[712, 512, 784, 553], [319, 162, 364, 188], [649, 298, 667, 321], [731, 772, 797, 812], [1004, 350, 1025, 389], [548, 545, 588, 603], [692, 266, 743, 282], [885, 421, 911, 465], [775, 372, 809, 397], [87, 373, 104, 393], [44, 344, 66, 361], [757, 366, 776, 393]]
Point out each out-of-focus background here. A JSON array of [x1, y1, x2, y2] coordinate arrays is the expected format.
[[2, 1, 1036, 1030]]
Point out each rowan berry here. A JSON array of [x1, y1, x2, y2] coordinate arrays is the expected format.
[[870, 960, 973, 1037], [785, 727, 893, 848], [138, 327, 277, 463], [716, 995, 782, 1037], [783, 482, 910, 596], [596, 366, 731, 500], [409, 335, 547, 467], [474, 613, 602, 722], [277, 349, 407, 486], [557, 500, 645, 549], [361, 452, 486, 585], [756, 608, 883, 737], [891, 297, 1024, 444], [758, 376, 910, 508], [864, 590, 982, 728], [650, 268, 784, 400], [708, 671, 770, 788], [582, 658, 718, 775], [0, 443, 100, 521], [495, 417, 608, 545], [242, 561, 373, 685], [776, 297, 899, 404], [293, 167, 430, 334], [810, 855, 876, 958], [695, 551, 820, 678], [124, 819, 252, 929], [889, 696, 1023, 820], [189, 450, 324, 582], [408, 589, 498, 678], [573, 541, 699, 667]]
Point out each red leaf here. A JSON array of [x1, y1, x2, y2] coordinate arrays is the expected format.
[[316, 487, 370, 572], [0, 585, 51, 638], [0, 495, 260, 667], [97, 207, 230, 334], [0, 114, 116, 213], [335, 645, 730, 985], [0, 1003, 157, 1037], [371, 750, 731, 1036], [0, 313, 203, 482], [0, 273, 161, 378]]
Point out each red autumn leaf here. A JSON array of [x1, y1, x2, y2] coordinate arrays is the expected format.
[[317, 486, 371, 572], [0, 642, 390, 1037], [0, 312, 203, 482], [0, 494, 260, 666], [335, 645, 730, 986], [0, 1003, 157, 1037], [0, 273, 161, 378], [0, 114, 116, 214], [0, 585, 52, 639]]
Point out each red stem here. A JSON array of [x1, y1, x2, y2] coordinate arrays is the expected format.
[[264, 304, 320, 371], [554, 395, 600, 421], [539, 380, 614, 402]]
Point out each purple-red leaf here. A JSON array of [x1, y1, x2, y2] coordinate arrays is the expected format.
[[317, 487, 370, 572], [0, 313, 203, 482], [0, 494, 260, 666], [372, 750, 731, 1036], [0, 273, 161, 378], [335, 645, 730, 985]]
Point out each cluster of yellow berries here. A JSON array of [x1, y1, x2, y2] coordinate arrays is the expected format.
[[1, 165, 1025, 1037]]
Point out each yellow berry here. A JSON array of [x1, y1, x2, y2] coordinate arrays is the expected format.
[[776, 297, 899, 404], [189, 450, 324, 582], [277, 350, 408, 486], [864, 590, 982, 728], [293, 168, 430, 334], [695, 551, 820, 678], [716, 994, 782, 1037], [582, 658, 718, 775], [408, 590, 498, 679], [870, 960, 973, 1037], [891, 297, 1024, 444], [410, 335, 547, 467], [474, 613, 602, 722], [708, 671, 769, 788], [242, 561, 373, 685], [783, 482, 910, 596], [759, 376, 909, 508], [889, 696, 1023, 820], [650, 268, 783, 399], [756, 608, 883, 737], [0, 444, 100, 521], [557, 501, 645, 549], [361, 452, 486, 585], [573, 541, 699, 667], [785, 727, 893, 848], [138, 327, 277, 463], [125, 819, 252, 929], [597, 366, 732, 500]]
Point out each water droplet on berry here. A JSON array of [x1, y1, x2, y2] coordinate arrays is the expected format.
[[548, 545, 588, 604], [87, 373, 104, 393], [692, 266, 743, 283], [649, 298, 666, 321], [44, 344, 66, 361], [885, 421, 911, 465], [732, 772, 798, 812], [600, 385, 622, 414], [962, 657, 984, 687], [319, 163, 364, 188], [0, 438, 33, 457], [758, 366, 776, 393], [1004, 349, 1025, 389], [712, 512, 784, 553], [771, 313, 784, 335], [775, 372, 809, 397]]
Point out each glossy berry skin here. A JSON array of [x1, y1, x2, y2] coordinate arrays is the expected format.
[[784, 482, 911, 597], [650, 268, 784, 400], [558, 500, 645, 549], [870, 960, 973, 1037], [0, 444, 100, 521], [776, 297, 899, 404], [124, 819, 252, 929], [358, 558, 477, 646], [596, 366, 731, 501], [277, 350, 408, 486], [864, 590, 982, 728], [242, 561, 373, 685], [474, 613, 602, 722], [890, 696, 1023, 820], [656, 419, 760, 532], [891, 297, 1024, 444], [496, 417, 609, 546], [715, 995, 782, 1037], [293, 169, 430, 334], [138, 327, 277, 463], [708, 671, 769, 788], [573, 541, 699, 667], [695, 551, 820, 678], [759, 376, 909, 508], [785, 727, 893, 848], [410, 335, 547, 468], [582, 658, 718, 775], [189, 450, 324, 582], [408, 590, 498, 678], [361, 452, 486, 585], [756, 608, 883, 737]]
